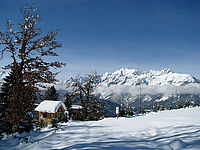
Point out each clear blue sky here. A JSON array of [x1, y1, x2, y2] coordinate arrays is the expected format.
[[0, 0, 199, 80]]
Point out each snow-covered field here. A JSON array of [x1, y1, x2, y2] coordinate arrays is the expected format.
[[1, 107, 200, 150]]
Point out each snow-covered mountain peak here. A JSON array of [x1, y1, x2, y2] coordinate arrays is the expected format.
[[99, 68, 199, 87], [113, 68, 139, 76], [146, 68, 172, 76]]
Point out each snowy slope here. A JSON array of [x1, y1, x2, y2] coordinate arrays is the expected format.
[[1, 107, 200, 149]]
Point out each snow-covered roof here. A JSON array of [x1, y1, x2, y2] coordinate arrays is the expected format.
[[72, 105, 82, 109], [35, 100, 67, 113]]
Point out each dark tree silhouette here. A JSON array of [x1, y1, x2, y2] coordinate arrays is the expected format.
[[0, 69, 16, 136], [64, 92, 73, 119], [0, 5, 65, 134], [44, 86, 59, 101], [66, 72, 104, 121], [119, 104, 125, 117]]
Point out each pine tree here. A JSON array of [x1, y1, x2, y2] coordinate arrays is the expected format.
[[157, 104, 161, 111], [119, 104, 126, 117], [64, 92, 73, 119], [5, 74, 36, 134], [184, 100, 190, 108], [178, 101, 183, 109], [0, 69, 16, 136], [51, 118, 59, 131], [44, 86, 59, 101], [0, 5, 65, 134], [153, 102, 158, 112], [177, 96, 183, 109], [0, 68, 35, 134], [160, 101, 165, 111], [141, 105, 146, 114], [126, 106, 134, 116], [168, 105, 172, 110]]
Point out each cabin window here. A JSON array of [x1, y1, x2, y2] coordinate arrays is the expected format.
[[43, 113, 47, 118]]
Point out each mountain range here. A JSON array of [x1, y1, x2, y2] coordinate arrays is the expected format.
[[99, 68, 199, 86], [65, 68, 200, 115], [1, 68, 200, 115]]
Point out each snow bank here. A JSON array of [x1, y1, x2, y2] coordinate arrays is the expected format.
[[71, 105, 82, 109]]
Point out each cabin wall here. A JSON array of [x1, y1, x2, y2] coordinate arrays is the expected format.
[[39, 112, 53, 124], [38, 105, 66, 124], [58, 105, 65, 112]]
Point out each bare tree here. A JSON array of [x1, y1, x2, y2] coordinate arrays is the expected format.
[[66, 72, 104, 121], [0, 5, 65, 133]]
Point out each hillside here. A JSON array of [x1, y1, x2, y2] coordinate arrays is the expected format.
[[1, 107, 200, 149]]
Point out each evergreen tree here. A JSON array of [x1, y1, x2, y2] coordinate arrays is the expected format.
[[119, 104, 126, 117], [140, 105, 146, 114], [177, 96, 183, 109], [0, 68, 34, 135], [168, 105, 172, 110], [44, 86, 59, 101], [0, 69, 16, 136], [157, 104, 161, 111], [51, 118, 59, 131], [126, 106, 134, 116], [0, 5, 65, 134], [5, 73, 36, 134], [64, 92, 73, 119], [184, 100, 190, 108], [153, 102, 158, 112], [160, 101, 165, 111], [177, 100, 183, 109]]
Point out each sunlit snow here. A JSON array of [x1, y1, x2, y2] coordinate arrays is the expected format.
[[1, 107, 200, 149]]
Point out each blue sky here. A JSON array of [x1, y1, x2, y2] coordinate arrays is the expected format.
[[0, 0, 199, 80]]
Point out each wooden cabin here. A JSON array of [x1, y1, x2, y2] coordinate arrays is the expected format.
[[35, 100, 67, 125]]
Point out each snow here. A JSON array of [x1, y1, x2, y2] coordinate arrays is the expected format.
[[71, 105, 82, 109], [99, 68, 198, 87], [35, 100, 67, 113], [1, 107, 200, 149], [155, 95, 169, 102], [65, 68, 200, 105], [0, 71, 8, 85]]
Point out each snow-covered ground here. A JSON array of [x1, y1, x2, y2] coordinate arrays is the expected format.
[[1, 107, 200, 150]]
